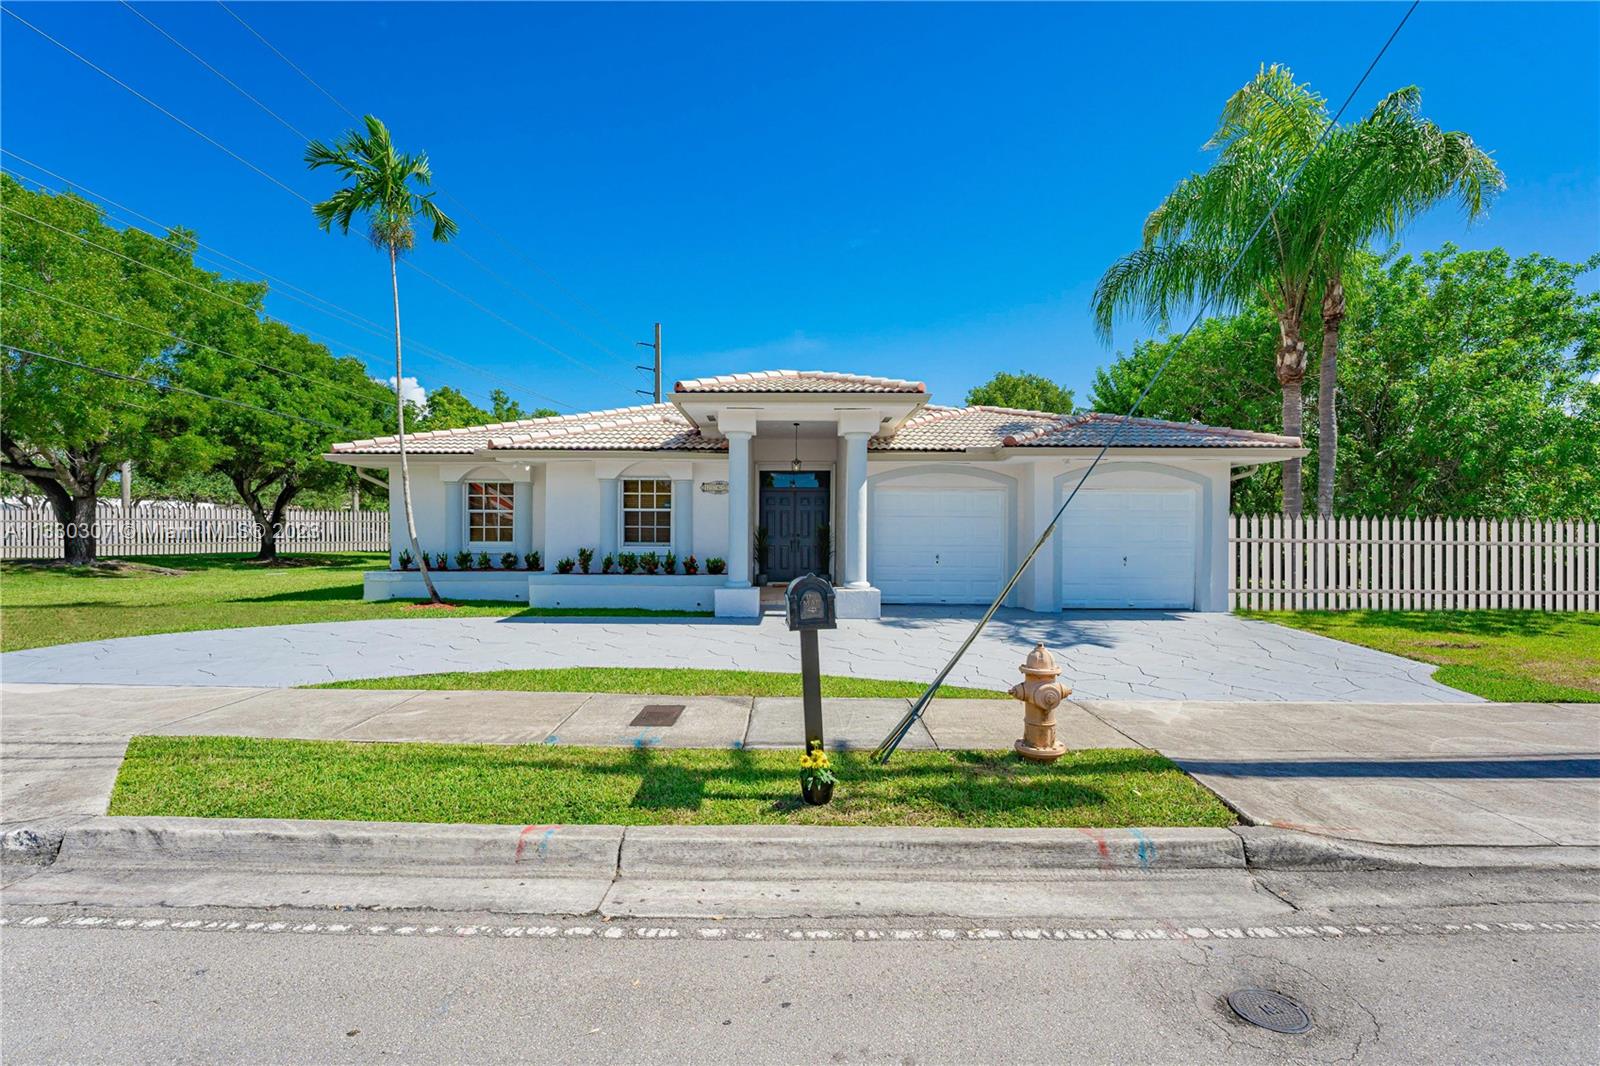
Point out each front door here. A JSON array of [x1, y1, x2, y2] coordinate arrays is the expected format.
[[759, 471, 831, 583]]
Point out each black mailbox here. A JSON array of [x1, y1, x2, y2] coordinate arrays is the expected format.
[[785, 573, 837, 631]]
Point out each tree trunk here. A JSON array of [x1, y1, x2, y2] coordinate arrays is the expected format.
[[389, 244, 441, 603], [1316, 277, 1345, 519], [60, 491, 98, 566], [1275, 311, 1310, 518]]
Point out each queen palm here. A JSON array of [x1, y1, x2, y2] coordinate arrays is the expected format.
[[1094, 66, 1500, 517], [306, 115, 457, 602]]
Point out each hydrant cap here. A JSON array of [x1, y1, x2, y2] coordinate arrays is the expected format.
[[1019, 642, 1062, 679]]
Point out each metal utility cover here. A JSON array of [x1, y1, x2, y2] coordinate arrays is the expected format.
[[1226, 989, 1312, 1034], [630, 704, 685, 727]]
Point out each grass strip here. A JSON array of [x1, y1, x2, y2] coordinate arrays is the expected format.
[[110, 735, 1234, 829], [310, 667, 1009, 699]]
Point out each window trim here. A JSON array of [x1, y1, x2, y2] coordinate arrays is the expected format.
[[464, 480, 517, 546], [620, 476, 673, 549]]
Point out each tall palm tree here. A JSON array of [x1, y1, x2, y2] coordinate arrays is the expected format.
[[306, 115, 457, 602], [1095, 66, 1327, 515], [1093, 66, 1501, 517]]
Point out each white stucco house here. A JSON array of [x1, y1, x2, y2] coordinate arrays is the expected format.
[[324, 369, 1303, 618]]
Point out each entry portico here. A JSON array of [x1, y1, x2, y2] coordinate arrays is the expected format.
[[672, 371, 929, 617], [324, 369, 1304, 618]]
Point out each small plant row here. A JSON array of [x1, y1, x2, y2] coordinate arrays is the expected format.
[[553, 549, 725, 576], [396, 550, 543, 572], [396, 548, 726, 576]]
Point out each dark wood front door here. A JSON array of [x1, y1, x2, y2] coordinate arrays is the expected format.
[[759, 471, 831, 583]]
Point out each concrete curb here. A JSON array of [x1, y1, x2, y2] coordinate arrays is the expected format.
[[620, 825, 1244, 879], [1232, 826, 1600, 872], [50, 816, 623, 878]]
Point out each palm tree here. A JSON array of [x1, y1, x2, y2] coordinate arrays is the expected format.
[[1095, 66, 1326, 515], [1298, 91, 1501, 516], [1093, 66, 1501, 517], [306, 115, 457, 602]]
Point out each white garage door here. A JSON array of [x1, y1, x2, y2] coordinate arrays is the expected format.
[[871, 486, 1007, 604], [1056, 490, 1197, 608]]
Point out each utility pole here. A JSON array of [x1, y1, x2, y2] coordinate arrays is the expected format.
[[636, 322, 662, 403], [119, 460, 131, 508]]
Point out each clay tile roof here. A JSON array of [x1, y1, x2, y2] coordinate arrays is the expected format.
[[1001, 412, 1302, 449], [673, 370, 926, 394], [870, 405, 1063, 450], [327, 404, 708, 455], [487, 404, 723, 452]]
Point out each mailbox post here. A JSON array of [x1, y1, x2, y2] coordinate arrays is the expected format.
[[785, 573, 837, 755]]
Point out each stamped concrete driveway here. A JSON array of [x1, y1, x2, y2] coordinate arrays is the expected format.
[[0, 608, 1473, 702]]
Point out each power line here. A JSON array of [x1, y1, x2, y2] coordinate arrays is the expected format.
[[2, 279, 393, 414], [117, 1, 313, 143], [401, 258, 633, 387], [873, 0, 1424, 763], [214, 0, 641, 352], [0, 5, 314, 206], [4, 11, 591, 410], [0, 172, 573, 412], [3, 345, 351, 432], [216, 0, 359, 122]]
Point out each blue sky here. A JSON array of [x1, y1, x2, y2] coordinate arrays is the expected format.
[[4, 2, 1596, 417]]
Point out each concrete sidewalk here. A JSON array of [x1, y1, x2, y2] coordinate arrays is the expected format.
[[3, 684, 1595, 851]]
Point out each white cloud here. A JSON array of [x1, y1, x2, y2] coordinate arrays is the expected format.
[[381, 375, 428, 409]]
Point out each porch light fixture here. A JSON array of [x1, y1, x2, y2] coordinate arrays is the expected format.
[[791, 422, 802, 472]]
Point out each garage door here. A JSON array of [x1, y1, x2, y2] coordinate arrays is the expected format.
[[1056, 490, 1197, 608], [871, 486, 1007, 604]]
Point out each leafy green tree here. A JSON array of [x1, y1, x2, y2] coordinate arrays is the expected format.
[[308, 115, 457, 601], [1090, 306, 1285, 514], [1, 176, 193, 562], [965, 371, 1075, 413], [1090, 246, 1600, 518], [168, 319, 392, 559], [417, 385, 490, 431], [1219, 72, 1501, 516], [1093, 65, 1500, 517]]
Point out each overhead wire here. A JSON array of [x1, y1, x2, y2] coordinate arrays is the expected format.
[[872, 0, 1425, 762]]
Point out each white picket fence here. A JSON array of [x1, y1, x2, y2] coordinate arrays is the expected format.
[[1230, 516, 1599, 612], [0, 504, 389, 559]]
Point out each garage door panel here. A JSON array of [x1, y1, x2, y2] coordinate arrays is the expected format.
[[871, 486, 1008, 604], [1057, 490, 1196, 609]]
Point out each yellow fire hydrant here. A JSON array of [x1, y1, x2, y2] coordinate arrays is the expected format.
[[1010, 643, 1071, 763]]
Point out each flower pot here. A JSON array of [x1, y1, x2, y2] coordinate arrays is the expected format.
[[801, 779, 834, 806]]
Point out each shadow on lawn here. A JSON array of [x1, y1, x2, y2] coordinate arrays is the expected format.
[[1263, 609, 1592, 640]]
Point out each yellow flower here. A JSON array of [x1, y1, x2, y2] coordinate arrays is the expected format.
[[799, 753, 815, 769], [813, 751, 830, 767]]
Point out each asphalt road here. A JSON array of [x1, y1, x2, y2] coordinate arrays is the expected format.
[[4, 902, 1597, 1064]]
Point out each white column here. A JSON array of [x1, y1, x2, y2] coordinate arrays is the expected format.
[[842, 431, 871, 588], [672, 479, 693, 559], [725, 430, 753, 586], [598, 478, 619, 561]]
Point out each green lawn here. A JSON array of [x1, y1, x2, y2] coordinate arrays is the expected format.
[[1246, 609, 1600, 702], [109, 735, 1233, 829], [0, 553, 704, 652], [312, 667, 1007, 700]]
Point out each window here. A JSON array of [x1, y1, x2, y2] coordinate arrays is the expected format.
[[623, 478, 672, 545], [467, 481, 515, 543]]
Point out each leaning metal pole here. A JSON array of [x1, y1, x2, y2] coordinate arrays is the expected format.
[[871, 0, 1420, 764]]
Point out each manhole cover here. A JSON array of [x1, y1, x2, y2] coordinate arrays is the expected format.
[[1226, 989, 1312, 1034], [630, 704, 685, 727]]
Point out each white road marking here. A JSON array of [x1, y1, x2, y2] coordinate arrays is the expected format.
[[3, 911, 1596, 945]]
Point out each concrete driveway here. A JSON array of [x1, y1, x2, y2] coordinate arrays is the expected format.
[[0, 608, 1472, 701], [1091, 700, 1600, 847]]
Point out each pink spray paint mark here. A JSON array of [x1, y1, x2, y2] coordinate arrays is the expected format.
[[514, 824, 559, 863], [1075, 827, 1113, 869]]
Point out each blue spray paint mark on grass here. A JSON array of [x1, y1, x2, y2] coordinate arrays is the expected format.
[[543, 735, 560, 745]]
